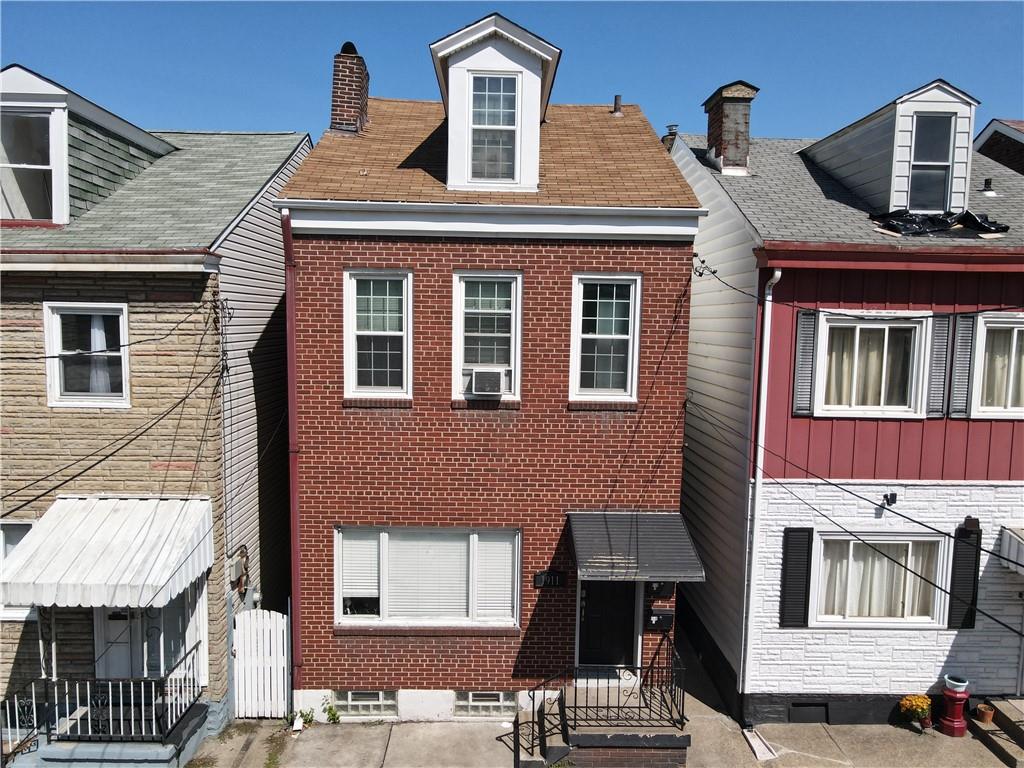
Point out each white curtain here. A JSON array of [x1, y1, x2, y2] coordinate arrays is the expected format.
[[825, 327, 855, 406], [906, 541, 938, 617], [89, 314, 112, 394], [854, 329, 884, 407], [849, 542, 905, 618], [981, 328, 1012, 408], [818, 540, 849, 616]]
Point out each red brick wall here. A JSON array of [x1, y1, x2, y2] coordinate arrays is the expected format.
[[293, 236, 691, 690]]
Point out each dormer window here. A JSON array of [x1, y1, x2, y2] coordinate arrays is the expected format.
[[471, 75, 518, 181], [909, 114, 954, 213], [1, 110, 55, 221]]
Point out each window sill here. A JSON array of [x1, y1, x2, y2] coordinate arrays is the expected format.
[[811, 409, 926, 420], [451, 399, 521, 411], [967, 409, 1024, 421], [567, 401, 638, 412], [808, 620, 944, 630], [333, 624, 521, 638], [342, 398, 413, 409], [48, 399, 131, 410]]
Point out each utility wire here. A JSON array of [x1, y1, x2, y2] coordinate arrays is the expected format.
[[684, 397, 1024, 572], [1, 362, 224, 514], [692, 253, 1024, 321], [3, 301, 216, 361], [692, 403, 1024, 639]]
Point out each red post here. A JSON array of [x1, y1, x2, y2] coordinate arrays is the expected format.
[[939, 687, 969, 737]]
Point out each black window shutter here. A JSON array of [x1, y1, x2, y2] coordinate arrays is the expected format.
[[947, 522, 982, 629], [792, 311, 817, 416], [948, 315, 976, 418], [780, 528, 813, 628], [926, 315, 952, 417]]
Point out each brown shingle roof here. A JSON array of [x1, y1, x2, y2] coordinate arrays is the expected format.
[[281, 98, 698, 208]]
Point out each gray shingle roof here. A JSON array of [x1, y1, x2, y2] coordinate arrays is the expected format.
[[680, 133, 1024, 248], [2, 132, 306, 251]]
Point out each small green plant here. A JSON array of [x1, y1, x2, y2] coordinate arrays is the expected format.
[[299, 708, 315, 727], [322, 696, 340, 724]]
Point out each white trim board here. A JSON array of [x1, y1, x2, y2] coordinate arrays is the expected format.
[[974, 119, 1024, 151], [277, 199, 705, 240], [1, 252, 220, 272]]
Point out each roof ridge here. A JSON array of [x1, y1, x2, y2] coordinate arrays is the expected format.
[[150, 130, 302, 135]]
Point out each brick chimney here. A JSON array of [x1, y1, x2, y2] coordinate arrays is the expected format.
[[703, 81, 758, 174], [330, 41, 369, 132]]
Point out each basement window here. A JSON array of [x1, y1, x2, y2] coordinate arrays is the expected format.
[[332, 690, 398, 718], [454, 691, 518, 718]]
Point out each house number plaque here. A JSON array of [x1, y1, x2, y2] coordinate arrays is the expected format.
[[533, 570, 565, 588]]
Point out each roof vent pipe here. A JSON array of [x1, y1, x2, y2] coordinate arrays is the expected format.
[[662, 124, 679, 151], [612, 94, 623, 117], [982, 177, 997, 197]]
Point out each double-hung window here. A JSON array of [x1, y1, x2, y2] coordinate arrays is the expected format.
[[470, 75, 517, 182], [812, 534, 945, 626], [453, 273, 521, 399], [0, 522, 35, 620], [1, 110, 53, 220], [814, 314, 928, 417], [908, 114, 954, 213], [335, 528, 519, 626], [343, 271, 412, 399], [570, 274, 641, 402], [43, 302, 130, 408], [972, 313, 1024, 418]]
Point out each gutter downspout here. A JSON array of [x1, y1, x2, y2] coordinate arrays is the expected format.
[[738, 267, 782, 721], [282, 208, 303, 692]]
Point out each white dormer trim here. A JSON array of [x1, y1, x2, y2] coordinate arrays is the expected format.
[[429, 14, 561, 120], [974, 119, 1024, 152]]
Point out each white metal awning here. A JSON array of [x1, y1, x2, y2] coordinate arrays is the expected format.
[[0, 495, 213, 608], [1000, 528, 1024, 577]]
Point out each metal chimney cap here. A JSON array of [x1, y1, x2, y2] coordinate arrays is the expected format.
[[340, 41, 359, 55], [666, 124, 679, 135]]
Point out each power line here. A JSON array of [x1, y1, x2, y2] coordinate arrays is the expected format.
[[2, 301, 216, 361], [692, 253, 1024, 321], [692, 403, 1024, 639], [684, 397, 1024, 572], [1, 362, 224, 515]]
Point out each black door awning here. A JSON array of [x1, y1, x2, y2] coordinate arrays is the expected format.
[[568, 511, 705, 582]]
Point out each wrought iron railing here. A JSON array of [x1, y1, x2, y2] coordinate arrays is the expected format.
[[517, 634, 686, 760], [0, 643, 202, 764]]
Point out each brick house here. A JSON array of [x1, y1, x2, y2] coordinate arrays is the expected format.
[[975, 118, 1024, 175], [668, 79, 1024, 725], [276, 14, 705, 759], [0, 65, 309, 763]]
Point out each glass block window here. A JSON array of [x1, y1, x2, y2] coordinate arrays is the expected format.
[[454, 691, 518, 718], [344, 272, 411, 398], [332, 690, 398, 718], [572, 277, 640, 400], [471, 76, 517, 181], [457, 275, 520, 398]]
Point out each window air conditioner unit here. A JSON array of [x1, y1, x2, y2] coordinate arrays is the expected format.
[[470, 370, 502, 396]]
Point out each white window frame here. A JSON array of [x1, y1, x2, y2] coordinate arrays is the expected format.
[[343, 270, 413, 400], [43, 301, 131, 409], [812, 310, 931, 419], [0, 105, 70, 224], [971, 312, 1024, 419], [0, 521, 36, 621], [808, 530, 949, 630], [451, 271, 523, 402], [569, 273, 642, 404], [333, 527, 521, 628], [467, 71, 522, 186], [908, 112, 955, 215]]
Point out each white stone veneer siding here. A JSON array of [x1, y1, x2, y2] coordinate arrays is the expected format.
[[746, 480, 1024, 695]]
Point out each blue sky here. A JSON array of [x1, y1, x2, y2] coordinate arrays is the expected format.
[[3, 2, 1022, 142]]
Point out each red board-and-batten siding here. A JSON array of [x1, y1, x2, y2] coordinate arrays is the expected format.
[[762, 268, 1024, 482], [291, 236, 690, 691]]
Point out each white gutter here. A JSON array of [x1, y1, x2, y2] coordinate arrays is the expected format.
[[275, 198, 707, 241], [0, 251, 220, 272], [738, 267, 782, 705]]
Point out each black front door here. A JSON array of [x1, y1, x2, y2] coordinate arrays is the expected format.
[[578, 580, 636, 666]]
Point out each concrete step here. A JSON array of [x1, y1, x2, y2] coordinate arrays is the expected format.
[[968, 714, 1024, 768], [991, 699, 1024, 749]]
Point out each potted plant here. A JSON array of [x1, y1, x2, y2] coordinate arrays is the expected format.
[[976, 703, 995, 724], [900, 694, 933, 730]]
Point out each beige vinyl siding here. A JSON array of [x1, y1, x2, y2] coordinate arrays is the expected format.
[[215, 137, 311, 613], [802, 107, 896, 214], [67, 114, 162, 217], [672, 139, 760, 678]]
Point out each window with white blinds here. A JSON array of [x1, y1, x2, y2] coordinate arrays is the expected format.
[[335, 528, 519, 625]]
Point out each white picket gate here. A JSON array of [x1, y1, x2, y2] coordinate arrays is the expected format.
[[233, 608, 289, 718]]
